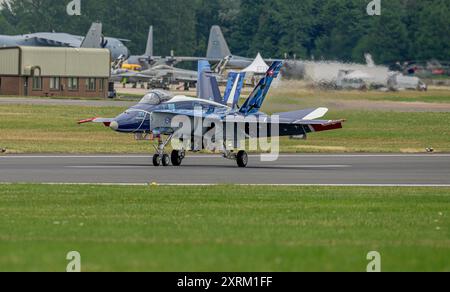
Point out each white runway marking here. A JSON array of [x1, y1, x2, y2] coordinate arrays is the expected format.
[[1, 154, 450, 159], [267, 165, 352, 168], [1, 182, 449, 187], [66, 165, 352, 169], [66, 166, 151, 169]]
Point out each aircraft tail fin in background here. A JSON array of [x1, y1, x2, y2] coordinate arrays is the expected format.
[[81, 22, 103, 48], [223, 72, 246, 108], [144, 26, 153, 56], [207, 25, 232, 59], [197, 60, 223, 104], [365, 53, 375, 68], [239, 61, 283, 115]]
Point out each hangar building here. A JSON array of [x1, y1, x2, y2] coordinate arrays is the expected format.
[[0, 46, 110, 98]]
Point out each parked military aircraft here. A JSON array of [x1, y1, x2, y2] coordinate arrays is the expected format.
[[80, 61, 344, 167], [125, 25, 277, 71], [125, 26, 200, 69], [0, 22, 129, 60], [125, 26, 158, 70], [112, 64, 198, 90], [113, 51, 229, 90]]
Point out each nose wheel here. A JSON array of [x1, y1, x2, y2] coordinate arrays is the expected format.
[[153, 152, 184, 167], [161, 154, 170, 166], [152, 154, 161, 167]]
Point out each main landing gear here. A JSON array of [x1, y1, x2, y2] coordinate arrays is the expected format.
[[236, 151, 249, 168], [222, 149, 249, 168], [171, 150, 185, 166]]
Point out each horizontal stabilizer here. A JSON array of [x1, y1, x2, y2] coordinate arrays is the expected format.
[[301, 120, 345, 133]]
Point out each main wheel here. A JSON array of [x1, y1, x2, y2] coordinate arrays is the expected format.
[[162, 154, 171, 167], [171, 150, 183, 166], [237, 151, 248, 168], [152, 154, 161, 167]]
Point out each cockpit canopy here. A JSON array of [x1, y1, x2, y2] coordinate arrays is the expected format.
[[139, 90, 174, 105]]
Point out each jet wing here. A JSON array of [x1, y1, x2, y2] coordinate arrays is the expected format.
[[172, 75, 197, 83], [32, 35, 79, 47], [113, 72, 154, 83], [117, 72, 151, 79], [149, 108, 344, 138]]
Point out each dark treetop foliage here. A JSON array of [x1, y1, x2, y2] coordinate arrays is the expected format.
[[1, 0, 448, 63]]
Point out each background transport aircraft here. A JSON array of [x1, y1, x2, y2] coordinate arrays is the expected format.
[[205, 25, 254, 69], [0, 22, 130, 60], [206, 26, 283, 70], [79, 61, 344, 168]]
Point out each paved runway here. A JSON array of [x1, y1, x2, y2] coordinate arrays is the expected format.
[[0, 154, 449, 186]]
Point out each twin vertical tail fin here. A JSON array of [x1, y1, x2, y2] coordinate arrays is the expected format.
[[207, 25, 232, 59], [223, 72, 246, 108], [197, 60, 222, 104], [197, 60, 246, 108], [239, 61, 283, 115]]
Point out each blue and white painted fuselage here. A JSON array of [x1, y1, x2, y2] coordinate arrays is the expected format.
[[109, 94, 232, 134]]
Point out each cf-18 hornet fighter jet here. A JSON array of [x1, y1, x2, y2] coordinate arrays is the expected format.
[[79, 61, 344, 167]]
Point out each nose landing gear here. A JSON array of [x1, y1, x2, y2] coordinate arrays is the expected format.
[[152, 154, 162, 167], [153, 154, 171, 167], [152, 134, 186, 167], [152, 151, 184, 167]]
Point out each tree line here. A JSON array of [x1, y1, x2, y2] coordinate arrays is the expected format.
[[1, 0, 448, 64]]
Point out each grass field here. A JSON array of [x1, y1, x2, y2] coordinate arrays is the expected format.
[[1, 104, 449, 153], [116, 87, 450, 104], [270, 85, 450, 105], [0, 184, 448, 272]]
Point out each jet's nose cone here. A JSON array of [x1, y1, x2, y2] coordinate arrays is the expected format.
[[110, 121, 119, 131]]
